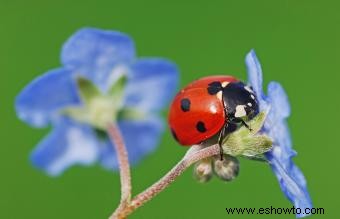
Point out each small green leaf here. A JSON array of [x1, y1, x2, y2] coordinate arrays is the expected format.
[[62, 106, 91, 124], [76, 77, 101, 105], [222, 112, 273, 157], [118, 108, 145, 120], [241, 154, 268, 163], [239, 135, 273, 156], [108, 73, 127, 107]]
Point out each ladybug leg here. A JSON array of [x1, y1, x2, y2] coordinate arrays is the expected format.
[[217, 124, 227, 160], [231, 117, 252, 131], [240, 119, 252, 131]]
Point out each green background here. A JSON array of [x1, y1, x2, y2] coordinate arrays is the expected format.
[[0, 0, 338, 218]]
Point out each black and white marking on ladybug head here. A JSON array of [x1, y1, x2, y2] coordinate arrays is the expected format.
[[222, 81, 259, 121], [221, 81, 230, 88], [244, 86, 254, 93], [234, 105, 247, 118], [216, 91, 223, 101]]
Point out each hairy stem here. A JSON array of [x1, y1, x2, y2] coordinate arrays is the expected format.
[[110, 144, 220, 219], [107, 123, 132, 209]]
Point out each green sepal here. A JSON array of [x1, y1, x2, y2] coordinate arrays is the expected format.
[[62, 106, 90, 124], [108, 73, 127, 109], [222, 112, 273, 157], [241, 154, 268, 163], [76, 77, 101, 105], [117, 108, 145, 120]]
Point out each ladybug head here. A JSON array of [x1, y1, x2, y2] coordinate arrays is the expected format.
[[222, 81, 259, 121]]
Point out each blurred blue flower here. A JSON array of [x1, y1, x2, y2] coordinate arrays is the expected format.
[[16, 28, 179, 176], [246, 50, 313, 218]]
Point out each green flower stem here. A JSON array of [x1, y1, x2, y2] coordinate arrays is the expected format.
[[107, 123, 132, 211], [109, 144, 220, 219]]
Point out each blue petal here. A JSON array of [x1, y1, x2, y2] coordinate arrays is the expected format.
[[99, 116, 164, 170], [265, 82, 294, 169], [61, 28, 135, 91], [124, 58, 179, 112], [30, 118, 99, 176], [246, 50, 313, 217], [267, 82, 290, 118], [264, 82, 312, 217], [15, 68, 80, 128], [267, 156, 313, 218], [246, 50, 266, 105]]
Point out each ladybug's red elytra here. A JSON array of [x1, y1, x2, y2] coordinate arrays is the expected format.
[[168, 75, 259, 146]]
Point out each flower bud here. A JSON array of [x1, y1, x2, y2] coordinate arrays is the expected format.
[[193, 158, 213, 183], [213, 155, 239, 181]]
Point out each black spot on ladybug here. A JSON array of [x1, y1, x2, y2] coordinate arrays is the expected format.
[[207, 81, 223, 95], [171, 128, 179, 142], [196, 121, 207, 133], [180, 98, 191, 112]]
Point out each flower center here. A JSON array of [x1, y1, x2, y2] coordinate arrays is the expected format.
[[62, 75, 125, 130], [88, 96, 116, 128], [62, 74, 144, 130]]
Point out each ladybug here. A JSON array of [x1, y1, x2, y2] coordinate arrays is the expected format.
[[168, 75, 259, 146]]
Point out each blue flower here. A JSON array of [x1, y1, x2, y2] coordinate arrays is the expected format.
[[15, 28, 179, 176], [246, 50, 313, 218]]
